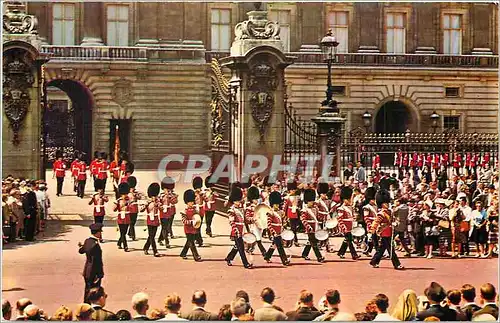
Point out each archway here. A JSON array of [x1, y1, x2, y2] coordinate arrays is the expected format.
[[375, 100, 414, 133], [43, 79, 93, 167]]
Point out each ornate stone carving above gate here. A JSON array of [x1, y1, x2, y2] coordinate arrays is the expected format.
[[3, 54, 34, 145], [3, 1, 38, 34], [112, 78, 133, 107], [248, 62, 277, 142]]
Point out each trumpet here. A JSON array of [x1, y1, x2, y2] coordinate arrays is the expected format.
[[254, 203, 272, 230]]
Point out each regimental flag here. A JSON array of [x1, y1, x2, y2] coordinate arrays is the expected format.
[[114, 125, 120, 164]]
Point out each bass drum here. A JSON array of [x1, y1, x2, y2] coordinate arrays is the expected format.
[[325, 218, 338, 229], [315, 230, 329, 241], [351, 226, 366, 238]]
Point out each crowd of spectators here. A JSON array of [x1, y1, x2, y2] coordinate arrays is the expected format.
[[3, 282, 497, 321]]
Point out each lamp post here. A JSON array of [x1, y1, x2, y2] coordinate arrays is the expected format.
[[320, 29, 339, 112], [430, 111, 440, 133], [362, 110, 372, 132]]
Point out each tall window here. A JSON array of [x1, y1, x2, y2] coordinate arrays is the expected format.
[[386, 13, 405, 54], [269, 10, 291, 52], [52, 3, 75, 45], [211, 9, 231, 51], [327, 11, 348, 53], [443, 14, 462, 54], [444, 116, 460, 130], [107, 5, 129, 46]]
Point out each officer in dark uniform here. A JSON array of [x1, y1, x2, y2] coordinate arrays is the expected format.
[[78, 223, 104, 303]]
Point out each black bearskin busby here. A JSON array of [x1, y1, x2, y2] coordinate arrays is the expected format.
[[184, 189, 196, 204], [340, 186, 353, 201], [119, 151, 128, 161], [269, 191, 282, 206], [55, 150, 63, 159], [286, 181, 297, 191], [375, 189, 391, 208], [125, 162, 134, 174], [205, 175, 215, 188], [229, 186, 243, 203], [161, 176, 175, 190], [95, 179, 105, 191], [192, 176, 203, 190], [247, 186, 260, 201], [364, 187, 377, 201], [127, 176, 137, 189], [148, 183, 160, 198], [304, 189, 316, 203], [93, 151, 99, 159], [118, 182, 130, 196], [317, 182, 329, 195], [98, 151, 106, 159]]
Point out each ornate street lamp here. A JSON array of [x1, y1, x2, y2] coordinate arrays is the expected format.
[[430, 111, 440, 133], [362, 110, 372, 132], [320, 29, 339, 112]]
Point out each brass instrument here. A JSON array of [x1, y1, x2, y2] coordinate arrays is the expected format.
[[254, 204, 272, 229], [180, 212, 202, 229]]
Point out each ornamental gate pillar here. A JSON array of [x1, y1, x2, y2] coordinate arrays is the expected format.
[[220, 3, 294, 178], [3, 1, 49, 178]]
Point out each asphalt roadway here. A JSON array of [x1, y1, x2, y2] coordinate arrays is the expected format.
[[1, 171, 498, 317]]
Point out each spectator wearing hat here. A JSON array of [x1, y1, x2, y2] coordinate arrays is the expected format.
[[416, 282, 457, 321], [473, 283, 498, 320], [78, 223, 104, 303], [181, 290, 218, 321], [254, 287, 287, 321], [286, 290, 321, 321]]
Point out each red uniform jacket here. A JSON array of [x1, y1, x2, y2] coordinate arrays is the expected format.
[[482, 153, 491, 167], [90, 159, 98, 177], [228, 205, 245, 238], [244, 202, 256, 225], [432, 154, 440, 169], [395, 151, 403, 167], [425, 154, 432, 168], [77, 161, 87, 181], [195, 191, 205, 217], [300, 206, 318, 234], [167, 191, 178, 217], [159, 192, 169, 219], [372, 155, 380, 170], [410, 153, 418, 168], [90, 193, 108, 216], [371, 209, 393, 238], [267, 210, 283, 236], [417, 153, 424, 168], [128, 190, 140, 214], [283, 195, 300, 219], [402, 154, 409, 167], [337, 205, 354, 234], [441, 153, 449, 167], [203, 189, 218, 212], [53, 160, 66, 178], [96, 161, 109, 180], [453, 153, 462, 168], [363, 203, 377, 230], [472, 154, 479, 167], [145, 199, 160, 226], [316, 198, 332, 223], [114, 197, 130, 225], [182, 206, 198, 234], [109, 161, 120, 179], [465, 153, 472, 167], [71, 160, 79, 177]]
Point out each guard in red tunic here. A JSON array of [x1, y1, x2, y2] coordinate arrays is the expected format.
[[193, 176, 205, 247], [95, 152, 109, 193], [113, 183, 130, 252], [127, 176, 141, 241], [283, 181, 301, 246], [417, 153, 425, 170], [245, 186, 267, 256], [369, 189, 404, 270], [465, 152, 472, 175], [402, 153, 409, 173], [481, 152, 491, 168], [225, 186, 252, 268], [180, 189, 202, 261], [88, 180, 108, 225], [410, 152, 418, 171], [158, 176, 175, 248], [372, 153, 381, 171], [441, 153, 449, 169], [316, 182, 334, 252], [203, 175, 219, 237], [76, 153, 87, 198], [362, 187, 378, 255], [472, 153, 479, 176], [90, 151, 99, 192], [432, 153, 440, 171], [53, 151, 66, 196], [300, 189, 325, 262], [453, 152, 462, 176], [264, 191, 289, 266], [337, 186, 360, 260], [143, 183, 161, 257], [71, 154, 80, 194], [425, 153, 432, 169]]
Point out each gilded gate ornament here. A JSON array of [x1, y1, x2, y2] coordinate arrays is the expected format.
[[248, 63, 277, 142], [3, 55, 34, 145], [210, 59, 229, 147]]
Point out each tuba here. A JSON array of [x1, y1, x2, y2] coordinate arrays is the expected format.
[[254, 203, 272, 230]]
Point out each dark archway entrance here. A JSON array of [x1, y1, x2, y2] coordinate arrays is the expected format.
[[43, 79, 93, 166], [375, 100, 413, 133]]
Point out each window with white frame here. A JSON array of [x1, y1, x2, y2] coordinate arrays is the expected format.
[[52, 3, 75, 45], [269, 10, 291, 52], [386, 13, 405, 54], [327, 11, 348, 53], [211, 9, 231, 51], [107, 5, 129, 46], [443, 14, 462, 54]]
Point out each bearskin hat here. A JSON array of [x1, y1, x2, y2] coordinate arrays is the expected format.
[[98, 151, 106, 159], [192, 176, 203, 190], [55, 150, 63, 159], [317, 182, 329, 195], [375, 189, 391, 208], [95, 179, 105, 191], [205, 175, 215, 188], [229, 186, 243, 202], [93, 151, 99, 159], [127, 176, 137, 189], [126, 162, 134, 174], [286, 181, 297, 191], [119, 151, 128, 161], [303, 189, 316, 203], [364, 187, 377, 201], [118, 182, 130, 196], [247, 186, 260, 201], [183, 189, 196, 204], [269, 191, 282, 206], [161, 176, 175, 190], [147, 183, 160, 198], [340, 186, 353, 201]]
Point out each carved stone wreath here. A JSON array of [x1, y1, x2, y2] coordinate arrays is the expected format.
[[112, 78, 133, 107], [234, 20, 280, 41], [3, 2, 38, 34], [3, 55, 34, 145]]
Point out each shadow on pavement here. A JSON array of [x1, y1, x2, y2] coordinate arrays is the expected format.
[[2, 221, 77, 250]]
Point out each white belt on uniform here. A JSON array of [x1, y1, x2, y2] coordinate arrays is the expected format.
[[94, 205, 103, 212]]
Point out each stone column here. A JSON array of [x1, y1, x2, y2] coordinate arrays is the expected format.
[[81, 2, 104, 46], [135, 2, 159, 46]]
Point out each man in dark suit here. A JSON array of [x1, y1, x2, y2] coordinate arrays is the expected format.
[[285, 290, 321, 321], [446, 289, 467, 321], [416, 282, 457, 321], [22, 182, 38, 241], [461, 284, 481, 320], [181, 290, 218, 320], [88, 287, 117, 321], [78, 223, 104, 303], [473, 283, 499, 320]]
